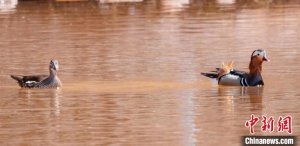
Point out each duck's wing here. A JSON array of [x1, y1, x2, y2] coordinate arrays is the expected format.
[[22, 75, 48, 82], [202, 68, 249, 79], [27, 75, 62, 89], [229, 69, 249, 78], [10, 75, 48, 87], [214, 68, 248, 76], [202, 70, 246, 86]]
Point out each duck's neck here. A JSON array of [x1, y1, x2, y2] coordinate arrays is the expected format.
[[49, 68, 57, 77], [249, 58, 262, 75]]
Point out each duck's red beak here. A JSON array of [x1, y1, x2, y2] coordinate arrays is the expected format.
[[263, 56, 270, 62]]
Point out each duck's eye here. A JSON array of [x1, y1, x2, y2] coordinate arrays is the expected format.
[[257, 54, 260, 56]]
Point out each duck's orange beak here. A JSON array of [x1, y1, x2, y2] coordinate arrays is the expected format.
[[263, 56, 270, 62]]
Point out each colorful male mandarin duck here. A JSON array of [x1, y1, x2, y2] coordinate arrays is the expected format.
[[11, 60, 62, 88], [201, 49, 270, 86]]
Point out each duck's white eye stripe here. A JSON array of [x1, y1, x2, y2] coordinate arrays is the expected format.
[[252, 52, 258, 56], [252, 50, 265, 57]]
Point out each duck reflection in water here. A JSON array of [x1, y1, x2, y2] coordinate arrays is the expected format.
[[17, 88, 61, 117], [217, 86, 263, 111]]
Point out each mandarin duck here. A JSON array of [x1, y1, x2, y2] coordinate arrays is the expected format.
[[11, 60, 62, 88], [201, 49, 269, 86]]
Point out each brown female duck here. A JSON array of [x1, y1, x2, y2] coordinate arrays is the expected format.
[[11, 60, 62, 88]]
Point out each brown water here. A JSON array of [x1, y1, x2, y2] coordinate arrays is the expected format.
[[0, 0, 300, 145]]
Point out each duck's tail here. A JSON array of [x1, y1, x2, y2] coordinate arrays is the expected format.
[[201, 72, 218, 79], [202, 61, 234, 79], [10, 75, 22, 81], [10, 75, 24, 87]]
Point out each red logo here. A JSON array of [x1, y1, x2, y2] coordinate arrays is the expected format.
[[245, 114, 259, 134], [261, 115, 275, 132], [278, 115, 292, 134], [245, 115, 292, 134]]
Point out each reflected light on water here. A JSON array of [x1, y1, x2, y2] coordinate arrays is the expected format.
[[160, 0, 189, 12], [98, 0, 143, 3], [0, 0, 17, 13], [217, 0, 236, 5]]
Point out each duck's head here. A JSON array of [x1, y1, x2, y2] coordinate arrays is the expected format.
[[251, 49, 270, 62], [249, 49, 269, 74], [49, 60, 59, 71]]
